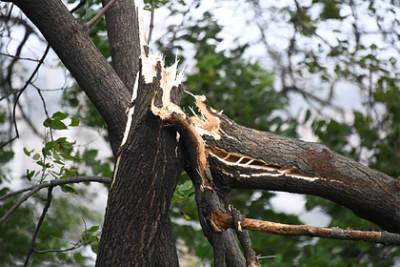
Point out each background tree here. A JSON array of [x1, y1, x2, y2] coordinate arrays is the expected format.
[[0, 0, 400, 266]]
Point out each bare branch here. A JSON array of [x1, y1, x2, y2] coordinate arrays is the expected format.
[[0, 44, 50, 148], [0, 186, 41, 224], [24, 187, 53, 267], [85, 0, 117, 29], [0, 176, 110, 225], [33, 240, 82, 254], [147, 8, 155, 44], [210, 211, 400, 246], [0, 52, 40, 62], [0, 176, 111, 202], [13, 0, 131, 153]]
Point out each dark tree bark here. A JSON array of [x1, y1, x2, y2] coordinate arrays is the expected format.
[[205, 114, 400, 233], [102, 0, 140, 90], [157, 101, 400, 233], [13, 0, 129, 152], [12, 1, 182, 266], [95, 74, 183, 266]]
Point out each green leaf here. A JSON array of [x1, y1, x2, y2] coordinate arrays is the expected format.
[[0, 150, 14, 163], [32, 153, 41, 161], [321, 2, 342, 20], [69, 116, 80, 127], [175, 180, 194, 199], [25, 169, 35, 181], [73, 252, 86, 264], [87, 225, 99, 233], [61, 184, 77, 194], [43, 119, 68, 130], [52, 111, 68, 121], [23, 147, 33, 157]]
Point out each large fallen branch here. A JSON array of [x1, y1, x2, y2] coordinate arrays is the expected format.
[[139, 41, 400, 266], [149, 82, 400, 233]]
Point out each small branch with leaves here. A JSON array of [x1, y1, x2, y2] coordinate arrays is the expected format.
[[0, 176, 110, 224]]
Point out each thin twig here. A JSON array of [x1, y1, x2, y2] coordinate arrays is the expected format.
[[85, 0, 118, 29], [17, 102, 45, 139], [0, 52, 40, 62], [24, 187, 53, 267], [210, 211, 400, 246], [32, 82, 53, 140], [147, 7, 155, 44], [0, 44, 51, 148], [33, 240, 82, 254], [0, 176, 110, 202], [0, 186, 41, 224], [0, 177, 110, 225]]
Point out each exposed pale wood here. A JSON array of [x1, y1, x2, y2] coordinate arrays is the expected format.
[[210, 211, 400, 245]]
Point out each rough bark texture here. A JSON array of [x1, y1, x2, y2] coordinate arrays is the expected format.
[[204, 114, 400, 233], [14, 1, 182, 266], [95, 72, 183, 266], [102, 0, 140, 90], [95, 113, 181, 266], [185, 167, 245, 267], [14, 0, 129, 152]]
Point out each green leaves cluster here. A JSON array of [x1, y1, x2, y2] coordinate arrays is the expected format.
[[43, 111, 79, 130]]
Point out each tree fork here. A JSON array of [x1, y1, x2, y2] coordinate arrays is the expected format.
[[150, 82, 400, 235]]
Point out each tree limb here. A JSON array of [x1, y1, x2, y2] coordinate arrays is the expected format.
[[12, 0, 131, 153], [0, 176, 109, 225], [0, 176, 111, 202], [101, 0, 141, 91], [229, 207, 259, 267], [149, 83, 400, 234], [210, 211, 400, 246], [202, 113, 400, 233], [85, 0, 118, 29]]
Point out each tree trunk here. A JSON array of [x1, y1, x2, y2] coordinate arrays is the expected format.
[[95, 68, 184, 266]]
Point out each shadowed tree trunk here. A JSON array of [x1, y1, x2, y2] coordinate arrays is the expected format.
[[8, 0, 400, 266]]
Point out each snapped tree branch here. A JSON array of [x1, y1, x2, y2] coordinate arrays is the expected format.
[[210, 211, 400, 246]]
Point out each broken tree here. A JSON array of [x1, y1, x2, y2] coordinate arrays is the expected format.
[[5, 0, 400, 266]]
